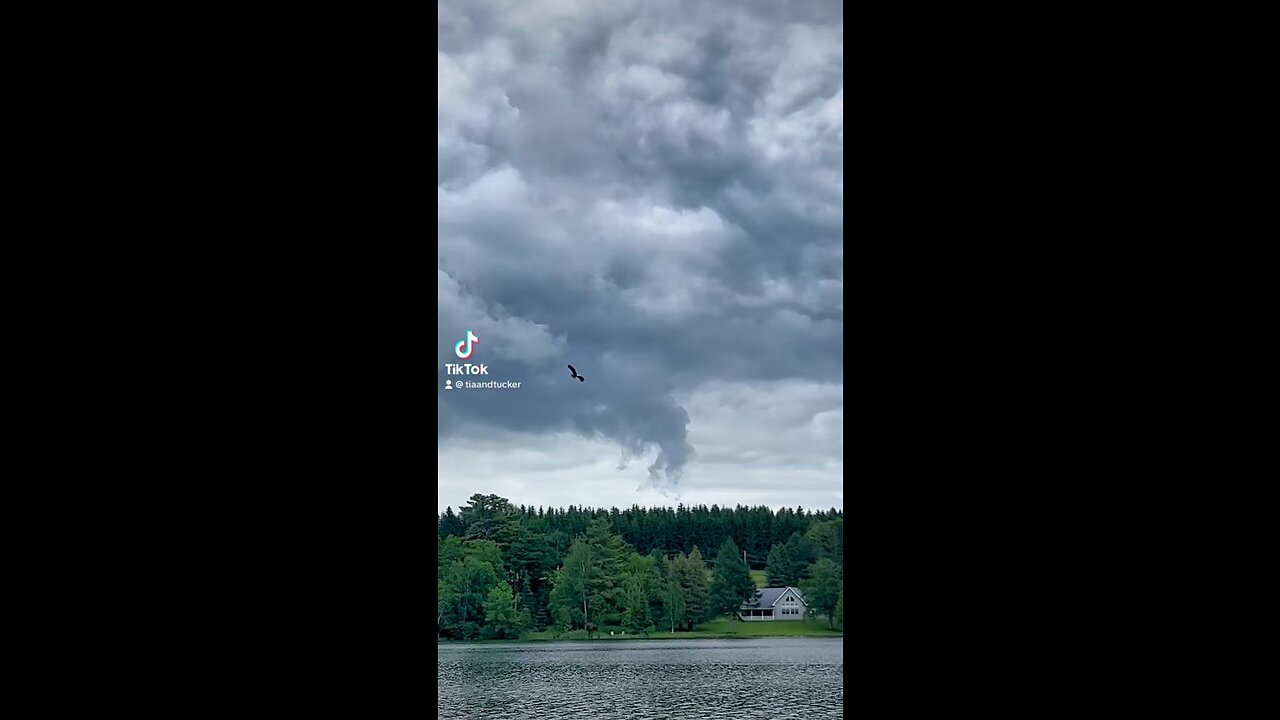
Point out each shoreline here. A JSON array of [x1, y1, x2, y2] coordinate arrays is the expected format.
[[439, 631, 844, 644]]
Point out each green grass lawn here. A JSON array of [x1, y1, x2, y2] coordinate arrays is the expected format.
[[750, 570, 767, 588], [675, 618, 840, 638], [517, 617, 840, 642]]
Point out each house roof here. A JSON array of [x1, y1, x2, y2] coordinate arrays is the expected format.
[[741, 586, 805, 609]]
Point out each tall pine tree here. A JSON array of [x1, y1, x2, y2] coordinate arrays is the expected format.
[[709, 538, 756, 618], [766, 541, 797, 587], [800, 558, 843, 629], [679, 548, 710, 630]]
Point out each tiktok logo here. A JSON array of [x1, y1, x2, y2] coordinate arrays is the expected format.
[[454, 330, 479, 359]]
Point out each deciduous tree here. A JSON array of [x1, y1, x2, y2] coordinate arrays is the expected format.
[[482, 581, 531, 639]]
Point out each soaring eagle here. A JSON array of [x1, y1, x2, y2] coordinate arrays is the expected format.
[[567, 365, 585, 382]]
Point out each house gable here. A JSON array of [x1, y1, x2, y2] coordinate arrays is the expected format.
[[769, 587, 807, 607]]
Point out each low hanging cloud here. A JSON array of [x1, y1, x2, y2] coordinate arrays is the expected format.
[[438, 0, 842, 498]]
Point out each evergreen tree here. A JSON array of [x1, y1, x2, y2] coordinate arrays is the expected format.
[[787, 531, 816, 568], [582, 517, 631, 623], [766, 541, 797, 587], [504, 519, 557, 628], [710, 538, 756, 618], [439, 507, 464, 538], [805, 519, 843, 565], [680, 547, 710, 629], [442, 498, 843, 561], [800, 558, 843, 629], [461, 494, 517, 548]]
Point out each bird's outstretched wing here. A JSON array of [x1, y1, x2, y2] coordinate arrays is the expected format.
[[567, 364, 577, 375], [577, 375, 585, 382]]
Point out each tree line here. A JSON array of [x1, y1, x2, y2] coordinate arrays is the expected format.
[[438, 494, 844, 640], [438, 495, 843, 567]]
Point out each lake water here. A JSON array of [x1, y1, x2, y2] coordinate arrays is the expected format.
[[438, 638, 844, 719]]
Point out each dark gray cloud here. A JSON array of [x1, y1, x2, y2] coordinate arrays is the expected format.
[[439, 0, 842, 501]]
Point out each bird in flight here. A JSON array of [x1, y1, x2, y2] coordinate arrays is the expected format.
[[567, 364, 585, 382]]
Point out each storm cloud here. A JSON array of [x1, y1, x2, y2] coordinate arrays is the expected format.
[[438, 0, 842, 508]]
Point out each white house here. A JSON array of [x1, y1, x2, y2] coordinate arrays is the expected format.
[[739, 586, 808, 621]]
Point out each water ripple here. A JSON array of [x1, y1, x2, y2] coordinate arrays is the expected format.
[[439, 638, 844, 719]]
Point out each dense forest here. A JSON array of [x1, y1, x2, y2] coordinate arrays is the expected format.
[[438, 494, 845, 640]]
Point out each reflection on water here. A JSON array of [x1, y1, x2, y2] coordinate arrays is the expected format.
[[438, 638, 843, 719]]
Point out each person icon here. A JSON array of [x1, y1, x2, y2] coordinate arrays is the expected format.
[[445, 379, 453, 390]]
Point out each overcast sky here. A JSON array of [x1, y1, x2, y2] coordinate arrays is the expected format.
[[438, 0, 842, 515]]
